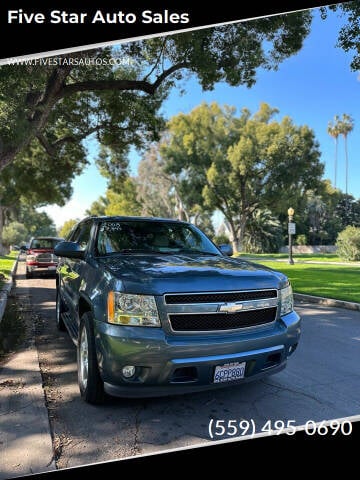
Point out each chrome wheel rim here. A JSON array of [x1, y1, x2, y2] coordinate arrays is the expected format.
[[79, 328, 89, 390]]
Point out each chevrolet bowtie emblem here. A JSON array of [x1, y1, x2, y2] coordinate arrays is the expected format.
[[218, 302, 244, 313]]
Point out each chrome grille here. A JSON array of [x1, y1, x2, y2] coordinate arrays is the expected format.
[[165, 290, 277, 304], [162, 289, 279, 333], [36, 253, 58, 263]]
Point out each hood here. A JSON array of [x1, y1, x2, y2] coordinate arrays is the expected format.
[[98, 253, 288, 295]]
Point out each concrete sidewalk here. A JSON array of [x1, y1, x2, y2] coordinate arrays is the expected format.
[[0, 261, 56, 479]]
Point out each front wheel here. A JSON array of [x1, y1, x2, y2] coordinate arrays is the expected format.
[[77, 312, 105, 405]]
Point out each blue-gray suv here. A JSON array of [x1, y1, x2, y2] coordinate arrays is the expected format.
[[55, 216, 300, 404]]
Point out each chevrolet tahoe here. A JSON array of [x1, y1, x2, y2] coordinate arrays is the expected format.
[[54, 216, 301, 404]]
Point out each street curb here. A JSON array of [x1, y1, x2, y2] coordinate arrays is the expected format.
[[294, 293, 360, 311], [0, 254, 19, 324], [0, 260, 56, 478]]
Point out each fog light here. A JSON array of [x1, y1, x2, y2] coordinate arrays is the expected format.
[[122, 365, 136, 378]]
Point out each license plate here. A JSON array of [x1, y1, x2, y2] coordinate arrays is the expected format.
[[48, 266, 57, 270], [213, 362, 246, 383]]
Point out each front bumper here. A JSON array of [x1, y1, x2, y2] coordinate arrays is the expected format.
[[94, 310, 301, 398]]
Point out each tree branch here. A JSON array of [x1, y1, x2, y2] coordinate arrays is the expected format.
[[61, 79, 155, 97], [36, 134, 57, 157], [143, 38, 167, 82], [61, 62, 190, 98], [151, 62, 190, 91], [0, 60, 190, 170]]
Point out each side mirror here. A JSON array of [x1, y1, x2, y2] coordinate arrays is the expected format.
[[218, 244, 233, 256], [54, 241, 84, 259]]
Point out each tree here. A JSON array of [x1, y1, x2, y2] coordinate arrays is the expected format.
[[2, 221, 28, 247], [304, 192, 327, 244], [88, 178, 142, 217], [300, 181, 360, 245], [337, 113, 354, 195], [86, 196, 109, 216], [334, 193, 360, 229], [104, 178, 142, 216], [0, 202, 57, 249], [336, 225, 360, 261], [321, 2, 360, 71], [327, 115, 341, 188], [0, 142, 85, 252], [17, 206, 57, 238], [242, 209, 283, 253], [161, 102, 324, 252], [136, 144, 176, 218], [0, 13, 312, 177], [58, 219, 79, 239], [161, 102, 236, 222]]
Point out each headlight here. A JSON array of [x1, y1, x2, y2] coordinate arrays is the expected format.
[[107, 292, 161, 327], [26, 254, 36, 262], [280, 285, 294, 316]]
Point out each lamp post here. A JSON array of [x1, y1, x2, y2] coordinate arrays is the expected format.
[[287, 207, 295, 265]]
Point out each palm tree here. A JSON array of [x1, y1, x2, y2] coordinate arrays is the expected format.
[[243, 209, 283, 253], [327, 115, 341, 188], [338, 114, 354, 195]]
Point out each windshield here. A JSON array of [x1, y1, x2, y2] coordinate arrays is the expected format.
[[96, 220, 220, 256], [30, 238, 62, 249]]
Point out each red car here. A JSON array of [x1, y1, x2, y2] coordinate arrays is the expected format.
[[25, 236, 64, 279]]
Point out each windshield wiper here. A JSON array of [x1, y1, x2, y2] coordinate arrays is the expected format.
[[119, 249, 153, 254], [176, 249, 220, 256]]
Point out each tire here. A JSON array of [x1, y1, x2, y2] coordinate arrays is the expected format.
[[55, 288, 66, 332], [25, 268, 32, 279], [77, 311, 105, 405]]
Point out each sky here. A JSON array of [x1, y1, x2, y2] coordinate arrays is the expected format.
[[38, 5, 360, 230]]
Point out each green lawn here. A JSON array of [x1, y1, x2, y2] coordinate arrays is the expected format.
[[249, 260, 360, 303], [0, 251, 18, 289], [236, 253, 343, 262]]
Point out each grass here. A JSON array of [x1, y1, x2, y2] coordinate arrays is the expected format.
[[248, 259, 360, 303], [235, 253, 343, 262], [0, 251, 18, 289]]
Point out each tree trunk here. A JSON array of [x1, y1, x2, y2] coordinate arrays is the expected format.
[[334, 137, 338, 188], [174, 188, 189, 222], [344, 136, 348, 195], [235, 217, 248, 253], [224, 219, 241, 253]]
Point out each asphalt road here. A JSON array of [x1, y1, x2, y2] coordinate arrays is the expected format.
[[16, 258, 360, 471]]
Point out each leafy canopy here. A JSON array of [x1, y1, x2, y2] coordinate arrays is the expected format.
[[0, 11, 312, 181], [161, 101, 324, 251]]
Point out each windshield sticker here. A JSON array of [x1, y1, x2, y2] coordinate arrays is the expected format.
[[100, 222, 123, 232]]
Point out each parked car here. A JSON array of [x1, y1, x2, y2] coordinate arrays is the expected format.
[[25, 236, 64, 278], [55, 216, 301, 404]]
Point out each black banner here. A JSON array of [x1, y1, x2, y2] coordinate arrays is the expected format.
[[0, 1, 344, 60], [21, 420, 360, 479]]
